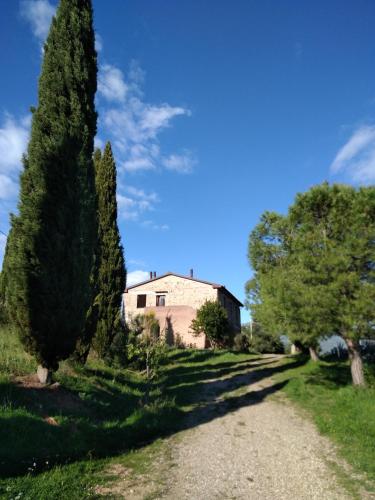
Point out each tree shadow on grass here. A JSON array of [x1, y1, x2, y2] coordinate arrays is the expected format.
[[304, 362, 352, 388], [0, 355, 307, 478]]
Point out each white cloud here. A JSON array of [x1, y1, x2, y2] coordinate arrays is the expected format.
[[330, 125, 375, 182], [0, 175, 19, 200], [162, 151, 196, 174], [98, 62, 193, 173], [0, 115, 30, 175], [98, 64, 128, 103], [0, 233, 7, 266], [127, 270, 150, 286], [142, 220, 169, 231], [95, 33, 103, 53], [20, 0, 55, 42], [125, 186, 159, 203], [0, 115, 30, 201], [117, 187, 159, 221], [94, 136, 104, 150]]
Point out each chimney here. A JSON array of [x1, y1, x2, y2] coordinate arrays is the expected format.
[[150, 272, 153, 280], [190, 268, 194, 278], [153, 271, 157, 278]]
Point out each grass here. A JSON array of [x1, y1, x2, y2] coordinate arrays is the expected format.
[[274, 355, 375, 487], [3, 323, 374, 498], [0, 325, 256, 499]]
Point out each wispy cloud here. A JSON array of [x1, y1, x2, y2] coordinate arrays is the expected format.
[[127, 270, 150, 286], [0, 233, 7, 266], [20, 0, 55, 42], [98, 64, 127, 102], [98, 61, 193, 174], [141, 220, 169, 231], [117, 186, 159, 221], [162, 151, 196, 174], [95, 33, 103, 53], [330, 125, 375, 182], [0, 114, 30, 201]]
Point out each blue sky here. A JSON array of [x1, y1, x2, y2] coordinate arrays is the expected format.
[[1, 0, 375, 323]]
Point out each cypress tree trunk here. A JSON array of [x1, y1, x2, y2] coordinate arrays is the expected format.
[[308, 346, 319, 362], [345, 338, 366, 387], [5, 0, 97, 382]]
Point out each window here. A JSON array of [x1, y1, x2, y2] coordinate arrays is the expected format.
[[156, 294, 166, 306], [137, 294, 146, 308]]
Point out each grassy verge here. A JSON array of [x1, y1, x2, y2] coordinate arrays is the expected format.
[[274, 356, 375, 487], [0, 325, 255, 499]]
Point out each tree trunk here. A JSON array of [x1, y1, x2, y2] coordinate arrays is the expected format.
[[309, 346, 319, 362], [345, 338, 366, 387], [37, 365, 52, 385]]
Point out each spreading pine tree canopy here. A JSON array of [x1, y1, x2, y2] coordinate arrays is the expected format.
[[3, 0, 97, 371], [247, 182, 375, 384]]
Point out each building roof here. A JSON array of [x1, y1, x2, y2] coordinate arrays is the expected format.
[[125, 272, 243, 307]]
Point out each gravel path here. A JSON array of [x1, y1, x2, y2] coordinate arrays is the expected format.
[[99, 356, 356, 499], [160, 356, 351, 500]]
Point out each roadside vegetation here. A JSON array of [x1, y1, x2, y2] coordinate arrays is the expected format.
[[0, 325, 257, 498], [276, 355, 375, 486], [247, 183, 375, 386]]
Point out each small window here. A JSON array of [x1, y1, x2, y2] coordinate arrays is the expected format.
[[137, 294, 146, 308], [156, 294, 166, 306]]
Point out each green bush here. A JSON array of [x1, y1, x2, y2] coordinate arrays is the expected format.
[[242, 322, 284, 354], [126, 312, 168, 379], [191, 300, 232, 348]]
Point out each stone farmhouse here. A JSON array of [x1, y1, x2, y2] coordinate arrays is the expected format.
[[124, 271, 243, 348]]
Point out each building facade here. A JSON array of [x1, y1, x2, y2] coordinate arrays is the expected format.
[[124, 272, 243, 348]]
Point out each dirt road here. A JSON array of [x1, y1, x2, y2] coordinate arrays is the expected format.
[[98, 356, 358, 499]]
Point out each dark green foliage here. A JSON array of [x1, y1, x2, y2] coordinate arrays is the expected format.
[[241, 323, 284, 354], [126, 312, 166, 379], [92, 142, 126, 360], [73, 148, 101, 364], [247, 182, 375, 384], [3, 0, 97, 371], [191, 300, 231, 347]]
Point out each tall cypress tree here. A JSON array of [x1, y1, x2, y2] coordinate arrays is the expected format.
[[73, 148, 101, 364], [92, 142, 126, 359], [4, 0, 97, 383]]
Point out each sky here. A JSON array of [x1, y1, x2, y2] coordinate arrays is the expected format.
[[0, 0, 375, 324]]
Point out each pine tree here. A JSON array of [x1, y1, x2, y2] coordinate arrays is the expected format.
[[247, 183, 375, 385], [4, 0, 97, 383], [92, 142, 126, 360]]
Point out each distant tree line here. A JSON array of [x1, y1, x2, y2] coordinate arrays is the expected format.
[[246, 183, 375, 386]]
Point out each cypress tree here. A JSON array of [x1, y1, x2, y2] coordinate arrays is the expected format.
[[92, 142, 126, 360], [4, 0, 97, 383], [73, 148, 101, 364]]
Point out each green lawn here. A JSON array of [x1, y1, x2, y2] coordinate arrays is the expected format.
[[275, 356, 375, 487], [0, 326, 256, 499]]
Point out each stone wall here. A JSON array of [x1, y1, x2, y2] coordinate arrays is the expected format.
[[125, 274, 218, 313]]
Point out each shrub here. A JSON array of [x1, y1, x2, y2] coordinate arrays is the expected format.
[[242, 322, 284, 354], [191, 300, 231, 348], [232, 333, 250, 352], [126, 312, 167, 379]]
